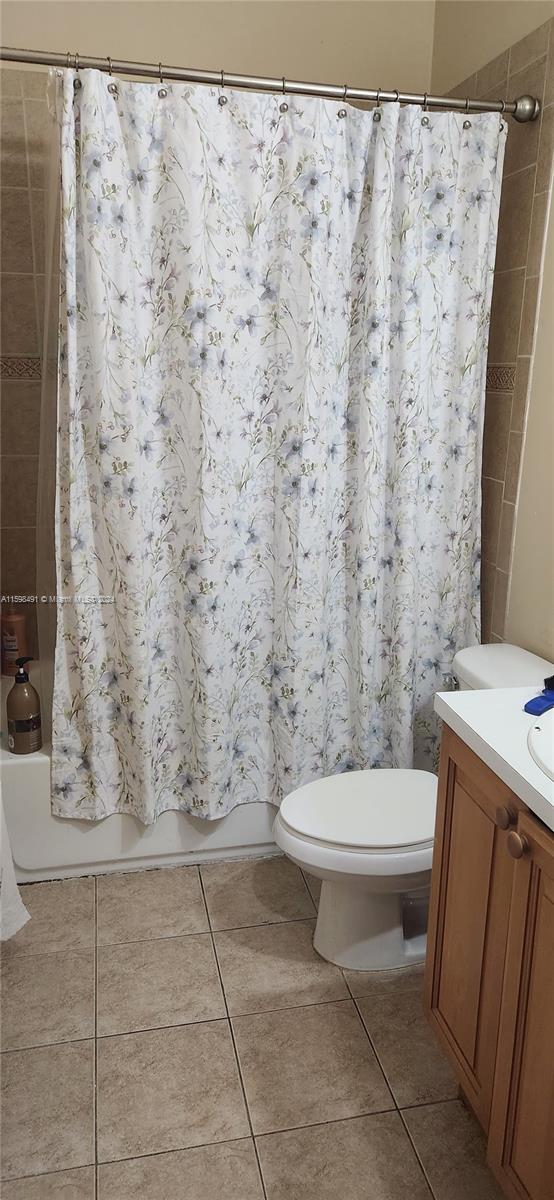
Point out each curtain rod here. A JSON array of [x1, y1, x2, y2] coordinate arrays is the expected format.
[[0, 45, 540, 122]]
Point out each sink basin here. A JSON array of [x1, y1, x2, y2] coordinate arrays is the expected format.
[[528, 708, 554, 782]]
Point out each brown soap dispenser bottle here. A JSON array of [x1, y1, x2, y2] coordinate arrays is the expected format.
[[6, 657, 42, 754]]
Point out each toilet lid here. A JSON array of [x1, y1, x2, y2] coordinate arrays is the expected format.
[[280, 769, 437, 851]]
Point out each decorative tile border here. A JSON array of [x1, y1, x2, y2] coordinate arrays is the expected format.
[[486, 364, 516, 392], [0, 356, 41, 380]]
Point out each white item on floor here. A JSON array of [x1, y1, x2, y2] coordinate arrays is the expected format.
[[275, 642, 554, 972], [0, 794, 30, 940]]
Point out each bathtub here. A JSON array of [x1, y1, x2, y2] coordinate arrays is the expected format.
[[1, 663, 278, 883]]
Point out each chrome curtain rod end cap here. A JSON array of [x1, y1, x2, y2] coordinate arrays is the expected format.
[[513, 94, 540, 123]]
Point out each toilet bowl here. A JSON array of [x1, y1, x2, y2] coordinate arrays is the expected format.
[[273, 769, 437, 971], [274, 644, 554, 973]]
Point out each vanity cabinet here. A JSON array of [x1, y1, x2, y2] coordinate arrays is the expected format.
[[425, 726, 554, 1200], [488, 809, 554, 1200]]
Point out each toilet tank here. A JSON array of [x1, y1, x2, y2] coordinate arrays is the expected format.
[[453, 644, 554, 691]]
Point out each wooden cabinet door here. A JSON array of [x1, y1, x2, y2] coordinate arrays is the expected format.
[[424, 725, 525, 1131], [488, 810, 554, 1200]]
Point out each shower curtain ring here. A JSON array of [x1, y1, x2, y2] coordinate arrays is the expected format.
[[423, 92, 428, 111], [343, 83, 348, 101], [74, 52, 80, 72], [158, 62, 164, 84], [393, 89, 399, 102], [66, 51, 71, 69], [465, 96, 470, 113], [107, 56, 112, 75], [220, 69, 225, 87]]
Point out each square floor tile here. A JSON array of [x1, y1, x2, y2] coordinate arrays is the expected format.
[[1, 949, 94, 1049], [257, 1112, 432, 1200], [403, 1100, 505, 1199], [97, 933, 225, 1035], [98, 1139, 264, 1199], [97, 1021, 249, 1161], [97, 865, 208, 945], [215, 919, 348, 1015], [357, 990, 458, 1107], [343, 961, 424, 1000], [1, 1041, 94, 1180], [200, 856, 315, 931], [1, 1167, 95, 1198], [233, 1000, 394, 1134], [1, 878, 94, 958]]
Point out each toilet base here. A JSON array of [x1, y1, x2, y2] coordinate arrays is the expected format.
[[313, 879, 427, 971]]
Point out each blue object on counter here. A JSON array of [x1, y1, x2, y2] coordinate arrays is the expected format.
[[524, 689, 554, 716]]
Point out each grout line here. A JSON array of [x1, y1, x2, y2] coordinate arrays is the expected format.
[[352, 997, 398, 1111], [197, 868, 268, 1200], [398, 1108, 437, 1199]]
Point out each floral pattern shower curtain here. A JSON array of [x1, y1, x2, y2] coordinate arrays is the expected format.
[[52, 70, 506, 823]]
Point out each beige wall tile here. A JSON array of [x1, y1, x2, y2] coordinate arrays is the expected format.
[[448, 74, 477, 100], [0, 67, 24, 98], [518, 274, 540, 355], [511, 356, 531, 431], [536, 101, 554, 191], [494, 165, 535, 272], [30, 187, 46, 274], [497, 501, 515, 573], [1, 274, 38, 354], [504, 430, 523, 502], [481, 476, 503, 566], [0, 454, 38, 526], [481, 559, 496, 642], [0, 98, 27, 188], [510, 20, 551, 76], [488, 269, 525, 363], [23, 99, 50, 188], [22, 70, 49, 101], [1, 187, 33, 272], [1, 378, 41, 453], [0, 526, 37, 594], [475, 51, 509, 98], [504, 58, 546, 175], [492, 567, 509, 637], [526, 189, 549, 279], [545, 23, 554, 108], [482, 391, 511, 481]]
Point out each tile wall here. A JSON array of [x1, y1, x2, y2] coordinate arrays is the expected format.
[[451, 19, 554, 642], [1, 67, 50, 655]]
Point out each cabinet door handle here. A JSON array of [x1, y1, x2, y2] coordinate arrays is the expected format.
[[495, 805, 517, 830], [507, 831, 531, 859]]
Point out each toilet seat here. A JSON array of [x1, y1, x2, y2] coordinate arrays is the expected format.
[[279, 768, 437, 854]]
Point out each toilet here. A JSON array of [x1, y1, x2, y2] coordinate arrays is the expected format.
[[274, 643, 554, 972]]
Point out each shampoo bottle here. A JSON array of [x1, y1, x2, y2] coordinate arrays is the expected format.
[[6, 657, 42, 754]]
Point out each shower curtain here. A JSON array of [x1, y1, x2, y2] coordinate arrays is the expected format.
[[52, 69, 506, 823]]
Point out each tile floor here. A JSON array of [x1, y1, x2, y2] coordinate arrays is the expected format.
[[0, 855, 505, 1199]]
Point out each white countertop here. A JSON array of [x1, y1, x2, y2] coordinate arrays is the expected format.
[[435, 686, 554, 833]]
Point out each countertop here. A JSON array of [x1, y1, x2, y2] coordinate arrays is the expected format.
[[435, 686, 554, 833]]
